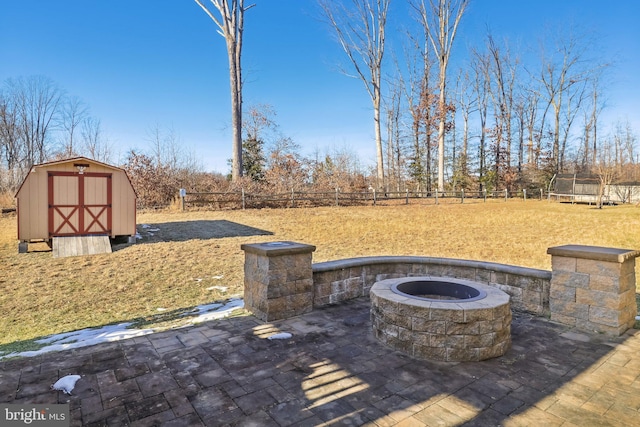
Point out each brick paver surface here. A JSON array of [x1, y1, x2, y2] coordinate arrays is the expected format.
[[1, 298, 639, 426]]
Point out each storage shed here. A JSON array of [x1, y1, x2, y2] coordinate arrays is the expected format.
[[15, 157, 137, 254]]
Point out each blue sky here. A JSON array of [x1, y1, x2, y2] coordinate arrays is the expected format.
[[1, 1, 638, 173]]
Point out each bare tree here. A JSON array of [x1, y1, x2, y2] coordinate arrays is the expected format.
[[395, 31, 437, 192], [537, 30, 597, 175], [452, 68, 476, 189], [265, 136, 306, 192], [411, 0, 468, 192], [404, 71, 429, 192], [0, 93, 21, 172], [594, 135, 617, 209], [580, 73, 605, 170], [60, 96, 88, 157], [0, 76, 63, 191], [243, 103, 276, 143], [81, 117, 111, 163], [146, 123, 187, 171], [385, 81, 404, 191], [486, 34, 518, 190], [471, 49, 491, 191], [401, 17, 442, 193], [610, 120, 637, 175], [194, 0, 254, 182], [319, 0, 390, 190], [521, 89, 540, 167], [6, 76, 62, 167], [0, 93, 23, 191]]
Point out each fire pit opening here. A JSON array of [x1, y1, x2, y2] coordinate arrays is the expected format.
[[392, 279, 487, 302]]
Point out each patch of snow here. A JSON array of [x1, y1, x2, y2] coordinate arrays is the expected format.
[[135, 233, 143, 240], [0, 323, 155, 360], [148, 232, 154, 236], [211, 275, 224, 280], [267, 332, 292, 340], [157, 308, 167, 312], [148, 228, 160, 232], [188, 298, 244, 324], [52, 375, 81, 395], [206, 286, 228, 292], [0, 299, 245, 360], [636, 315, 640, 321], [141, 224, 151, 229], [193, 278, 203, 282]]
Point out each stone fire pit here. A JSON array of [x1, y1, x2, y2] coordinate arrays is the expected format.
[[370, 277, 511, 362]]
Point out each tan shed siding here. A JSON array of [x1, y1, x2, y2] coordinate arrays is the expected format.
[[17, 158, 137, 241], [17, 168, 49, 241], [111, 171, 136, 236], [111, 172, 123, 235]]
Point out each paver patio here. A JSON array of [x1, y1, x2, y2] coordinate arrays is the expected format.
[[1, 298, 639, 426]]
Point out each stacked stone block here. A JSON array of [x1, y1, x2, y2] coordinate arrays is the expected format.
[[370, 278, 511, 362], [548, 245, 639, 336], [312, 257, 551, 315], [241, 241, 316, 322]]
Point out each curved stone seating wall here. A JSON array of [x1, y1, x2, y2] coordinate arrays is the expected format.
[[242, 243, 637, 337], [312, 256, 552, 315]]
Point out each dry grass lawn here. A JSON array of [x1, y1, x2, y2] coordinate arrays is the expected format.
[[1, 199, 639, 352]]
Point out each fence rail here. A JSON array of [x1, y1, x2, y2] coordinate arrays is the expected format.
[[179, 188, 547, 211]]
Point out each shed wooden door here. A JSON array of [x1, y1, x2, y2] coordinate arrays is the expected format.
[[48, 172, 112, 237]]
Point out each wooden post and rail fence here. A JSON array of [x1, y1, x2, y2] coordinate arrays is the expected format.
[[177, 188, 547, 211]]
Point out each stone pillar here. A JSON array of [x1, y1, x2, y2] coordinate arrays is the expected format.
[[547, 244, 640, 336], [241, 241, 316, 322]]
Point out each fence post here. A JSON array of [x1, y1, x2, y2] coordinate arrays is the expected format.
[[540, 188, 543, 200], [461, 189, 465, 203], [335, 188, 339, 206], [483, 189, 487, 202], [373, 189, 377, 206], [435, 190, 439, 205], [291, 188, 295, 208], [406, 189, 409, 204], [242, 188, 246, 210], [179, 188, 186, 211], [504, 188, 508, 202], [523, 189, 527, 202]]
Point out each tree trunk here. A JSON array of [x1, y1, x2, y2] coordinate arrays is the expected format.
[[414, 0, 468, 192], [374, 95, 385, 190], [195, 0, 252, 182], [437, 83, 446, 191], [228, 45, 243, 181]]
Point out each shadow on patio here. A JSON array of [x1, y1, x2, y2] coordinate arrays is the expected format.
[[0, 298, 638, 426]]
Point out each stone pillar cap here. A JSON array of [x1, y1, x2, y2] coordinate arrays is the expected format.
[[547, 244, 640, 263], [241, 241, 316, 256]]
